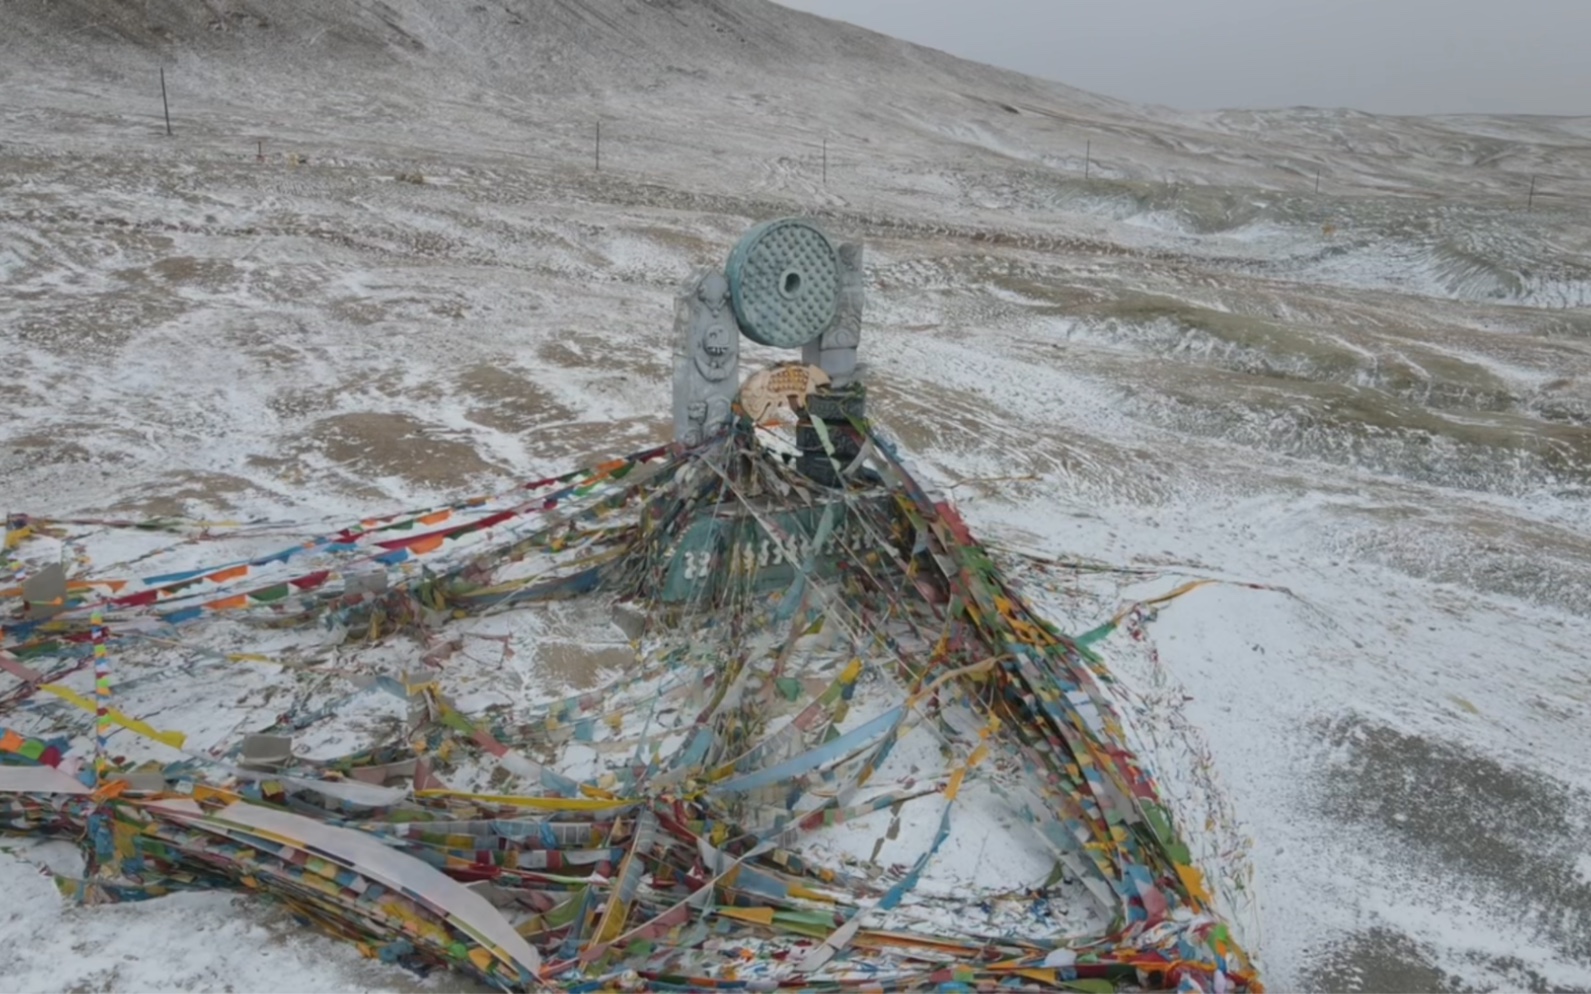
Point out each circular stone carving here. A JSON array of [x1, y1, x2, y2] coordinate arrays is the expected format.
[[726, 219, 839, 349]]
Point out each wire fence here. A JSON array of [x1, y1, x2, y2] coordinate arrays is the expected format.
[[129, 68, 1591, 221]]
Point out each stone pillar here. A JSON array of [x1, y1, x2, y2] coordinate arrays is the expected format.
[[802, 242, 863, 387], [671, 269, 741, 446]]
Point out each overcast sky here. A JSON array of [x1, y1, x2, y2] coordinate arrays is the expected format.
[[774, 0, 1590, 116]]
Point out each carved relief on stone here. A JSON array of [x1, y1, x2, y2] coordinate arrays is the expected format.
[[828, 242, 864, 349], [803, 242, 864, 386], [695, 319, 736, 383], [672, 269, 741, 445]]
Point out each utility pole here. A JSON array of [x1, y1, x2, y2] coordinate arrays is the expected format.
[[1528, 175, 1536, 212], [1084, 139, 1091, 180], [160, 67, 172, 136]]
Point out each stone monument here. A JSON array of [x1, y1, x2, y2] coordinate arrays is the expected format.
[[671, 217, 868, 487]]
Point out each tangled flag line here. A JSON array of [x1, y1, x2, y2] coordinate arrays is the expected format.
[[1, 415, 1262, 993]]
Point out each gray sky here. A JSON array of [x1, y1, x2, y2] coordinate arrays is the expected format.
[[775, 0, 1591, 116]]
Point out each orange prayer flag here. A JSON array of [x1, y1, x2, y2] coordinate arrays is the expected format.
[[407, 534, 446, 555]]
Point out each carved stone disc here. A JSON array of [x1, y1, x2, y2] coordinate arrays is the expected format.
[[726, 219, 839, 349]]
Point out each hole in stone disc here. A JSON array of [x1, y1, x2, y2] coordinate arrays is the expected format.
[[780, 271, 802, 297]]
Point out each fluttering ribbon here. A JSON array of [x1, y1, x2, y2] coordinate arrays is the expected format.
[[36, 682, 187, 751]]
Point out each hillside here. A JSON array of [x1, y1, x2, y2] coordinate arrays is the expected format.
[[2, 2, 1590, 992], [8, 0, 1591, 203]]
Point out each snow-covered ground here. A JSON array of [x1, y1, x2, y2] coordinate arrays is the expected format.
[[3, 1, 1590, 990]]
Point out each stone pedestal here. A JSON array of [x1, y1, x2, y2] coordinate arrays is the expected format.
[[797, 382, 867, 487]]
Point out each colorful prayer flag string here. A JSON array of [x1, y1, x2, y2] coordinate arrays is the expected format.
[[0, 431, 1261, 992], [92, 607, 109, 786]]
